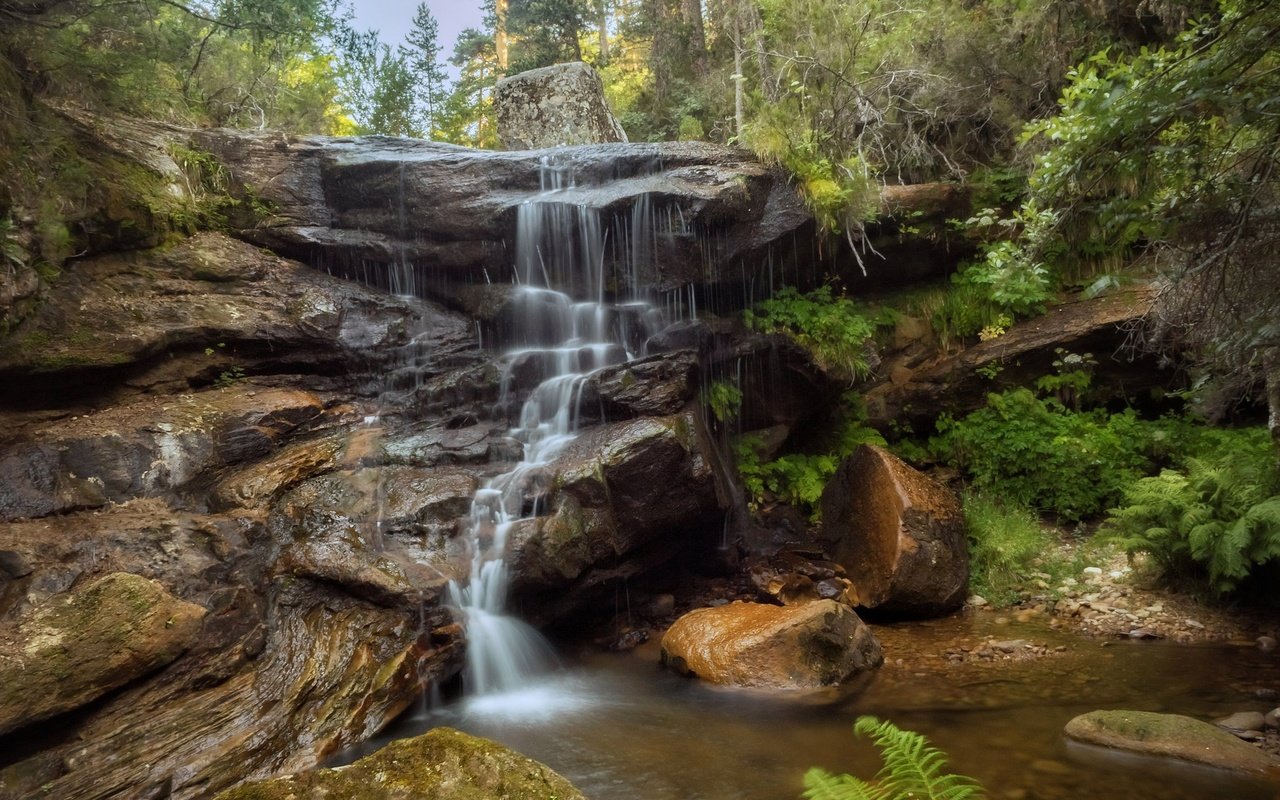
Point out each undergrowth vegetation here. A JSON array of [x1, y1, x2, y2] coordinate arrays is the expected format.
[[802, 716, 984, 800], [736, 393, 885, 520], [924, 373, 1280, 601], [743, 286, 888, 383], [961, 493, 1060, 607], [1104, 428, 1280, 597]]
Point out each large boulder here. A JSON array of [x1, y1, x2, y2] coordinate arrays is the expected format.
[[660, 599, 883, 690], [214, 727, 588, 800], [507, 412, 727, 623], [818, 445, 968, 617], [1064, 710, 1280, 774], [495, 61, 628, 150], [0, 572, 205, 735]]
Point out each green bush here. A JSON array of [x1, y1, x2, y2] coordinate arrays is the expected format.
[[1104, 427, 1280, 596], [744, 286, 881, 382], [962, 493, 1055, 606], [931, 389, 1154, 521], [736, 393, 885, 519], [803, 716, 983, 800]]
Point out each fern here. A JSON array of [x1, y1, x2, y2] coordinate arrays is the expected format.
[[1104, 427, 1280, 595], [801, 768, 881, 800], [802, 716, 984, 800]]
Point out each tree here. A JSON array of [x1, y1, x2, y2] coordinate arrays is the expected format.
[[0, 0, 348, 131], [436, 27, 499, 147], [507, 0, 590, 71], [403, 2, 448, 136], [1008, 0, 1280, 445], [336, 25, 419, 136]]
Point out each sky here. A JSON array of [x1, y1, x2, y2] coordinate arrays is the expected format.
[[348, 0, 486, 60]]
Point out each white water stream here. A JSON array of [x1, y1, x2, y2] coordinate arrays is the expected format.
[[445, 157, 665, 696]]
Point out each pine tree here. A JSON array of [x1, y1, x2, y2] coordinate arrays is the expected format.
[[403, 2, 448, 137]]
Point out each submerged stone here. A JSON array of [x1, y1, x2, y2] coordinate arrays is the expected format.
[[214, 727, 588, 800], [1064, 710, 1280, 774], [660, 599, 883, 691]]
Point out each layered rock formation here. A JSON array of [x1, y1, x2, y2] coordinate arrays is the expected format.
[[0, 96, 809, 798]]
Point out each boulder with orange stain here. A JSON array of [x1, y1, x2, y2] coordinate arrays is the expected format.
[[818, 445, 968, 618], [660, 599, 882, 691]]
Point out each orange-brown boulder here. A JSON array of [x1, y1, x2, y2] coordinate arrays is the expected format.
[[660, 599, 883, 691], [818, 445, 968, 617]]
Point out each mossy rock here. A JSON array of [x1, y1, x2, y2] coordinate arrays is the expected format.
[[1064, 710, 1280, 774], [0, 572, 206, 735], [215, 727, 588, 799]]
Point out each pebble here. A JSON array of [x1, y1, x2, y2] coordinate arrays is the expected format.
[[1186, 618, 1205, 629], [1266, 708, 1280, 729], [1257, 635, 1277, 651], [1030, 758, 1072, 775], [1082, 567, 1103, 577], [967, 594, 988, 608], [992, 639, 1029, 653], [1216, 711, 1267, 732]]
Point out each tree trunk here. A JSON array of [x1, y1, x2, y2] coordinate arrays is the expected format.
[[1266, 347, 1280, 456], [681, 0, 706, 74], [495, 0, 509, 73], [733, 13, 744, 138], [597, 0, 610, 65]]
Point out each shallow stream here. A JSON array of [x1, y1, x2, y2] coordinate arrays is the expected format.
[[338, 613, 1280, 799]]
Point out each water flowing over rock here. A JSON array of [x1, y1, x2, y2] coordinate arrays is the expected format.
[[496, 61, 628, 150], [660, 599, 883, 690], [1064, 710, 1280, 774], [818, 445, 969, 618], [191, 130, 811, 295], [213, 727, 588, 800]]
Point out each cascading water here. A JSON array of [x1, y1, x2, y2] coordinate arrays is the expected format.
[[445, 156, 664, 696]]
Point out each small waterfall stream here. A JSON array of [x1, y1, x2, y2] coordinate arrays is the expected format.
[[445, 156, 664, 696]]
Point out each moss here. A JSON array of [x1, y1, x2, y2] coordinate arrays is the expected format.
[[215, 728, 587, 800]]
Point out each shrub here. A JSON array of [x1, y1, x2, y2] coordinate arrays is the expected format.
[[1104, 427, 1280, 596], [744, 286, 879, 382], [802, 716, 984, 800], [736, 393, 885, 520], [931, 389, 1154, 521]]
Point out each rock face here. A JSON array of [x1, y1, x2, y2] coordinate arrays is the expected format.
[[214, 727, 588, 800], [0, 572, 205, 735], [508, 411, 726, 624], [495, 61, 628, 150], [818, 445, 968, 617], [0, 102, 762, 798], [1064, 710, 1280, 774], [660, 600, 883, 690]]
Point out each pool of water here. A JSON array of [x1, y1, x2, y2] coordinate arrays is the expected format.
[[338, 614, 1280, 799]]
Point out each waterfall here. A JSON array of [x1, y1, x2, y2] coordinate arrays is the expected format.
[[446, 156, 661, 696]]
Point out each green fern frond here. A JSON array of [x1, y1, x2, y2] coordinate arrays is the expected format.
[[800, 717, 985, 799], [802, 768, 883, 800]]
